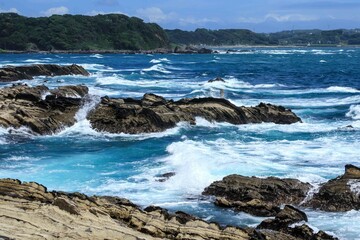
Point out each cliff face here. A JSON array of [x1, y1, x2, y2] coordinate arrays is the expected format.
[[0, 13, 170, 51]]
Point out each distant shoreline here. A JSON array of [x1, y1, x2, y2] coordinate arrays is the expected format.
[[1, 44, 359, 55]]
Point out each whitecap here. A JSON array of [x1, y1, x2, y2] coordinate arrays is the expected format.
[[348, 180, 360, 196], [320, 60, 327, 63], [142, 64, 171, 74], [150, 58, 170, 64], [346, 105, 360, 120], [90, 54, 104, 59]]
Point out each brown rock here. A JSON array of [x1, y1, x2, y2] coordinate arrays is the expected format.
[[203, 174, 311, 216], [0, 64, 89, 82], [0, 84, 88, 134], [305, 164, 360, 211], [88, 94, 301, 134]]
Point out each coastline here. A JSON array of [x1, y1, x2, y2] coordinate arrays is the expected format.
[[1, 44, 360, 55]]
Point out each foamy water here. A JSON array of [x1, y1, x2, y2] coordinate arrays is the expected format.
[[1, 49, 360, 239]]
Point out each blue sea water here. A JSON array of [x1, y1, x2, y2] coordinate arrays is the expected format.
[[0, 48, 360, 239]]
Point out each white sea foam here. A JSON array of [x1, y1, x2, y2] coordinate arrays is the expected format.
[[150, 58, 170, 64], [142, 64, 171, 74], [90, 54, 104, 59], [348, 180, 360, 197], [320, 60, 327, 63], [346, 105, 360, 120], [4, 156, 41, 161]]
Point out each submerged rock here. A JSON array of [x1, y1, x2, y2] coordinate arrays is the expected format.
[[0, 84, 88, 134], [0, 178, 337, 240], [203, 174, 311, 217], [0, 64, 89, 82], [305, 164, 360, 211], [208, 77, 226, 83], [88, 94, 301, 134]]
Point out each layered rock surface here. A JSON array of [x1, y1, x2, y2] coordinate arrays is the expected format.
[[0, 64, 89, 82], [0, 84, 88, 134], [203, 175, 311, 216], [305, 164, 360, 211], [0, 178, 336, 240], [88, 94, 301, 134]]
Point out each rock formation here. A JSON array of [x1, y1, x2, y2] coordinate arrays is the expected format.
[[305, 164, 360, 211], [0, 85, 301, 135], [0, 84, 88, 134], [88, 94, 301, 134], [203, 174, 311, 217], [0, 64, 89, 82], [0, 178, 336, 240]]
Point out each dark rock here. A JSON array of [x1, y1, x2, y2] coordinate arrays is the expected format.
[[156, 172, 176, 182], [257, 205, 337, 240], [53, 197, 80, 215], [174, 45, 213, 54], [203, 175, 311, 216], [88, 94, 301, 134], [0, 85, 88, 134], [305, 164, 360, 211], [208, 77, 226, 83], [0, 64, 89, 82]]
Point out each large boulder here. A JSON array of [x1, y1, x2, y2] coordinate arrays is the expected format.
[[0, 84, 88, 134], [203, 174, 311, 216], [88, 94, 301, 134], [305, 164, 360, 211], [0, 64, 89, 82]]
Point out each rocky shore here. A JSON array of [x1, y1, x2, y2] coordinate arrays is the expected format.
[[0, 178, 337, 240], [0, 64, 89, 82], [203, 164, 360, 215], [0, 84, 301, 135]]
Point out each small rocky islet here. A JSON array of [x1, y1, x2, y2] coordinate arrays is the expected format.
[[1, 64, 356, 239]]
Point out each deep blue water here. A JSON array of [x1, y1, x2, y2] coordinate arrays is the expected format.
[[0, 48, 360, 239]]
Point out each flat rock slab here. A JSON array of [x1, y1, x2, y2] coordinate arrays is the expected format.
[[0, 64, 89, 82]]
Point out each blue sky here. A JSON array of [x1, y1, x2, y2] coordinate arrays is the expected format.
[[0, 0, 359, 32]]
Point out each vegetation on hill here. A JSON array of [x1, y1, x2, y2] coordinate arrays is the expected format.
[[166, 28, 360, 46], [0, 13, 169, 51]]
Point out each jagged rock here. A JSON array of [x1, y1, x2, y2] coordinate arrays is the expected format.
[[203, 175, 311, 216], [208, 77, 226, 83], [0, 178, 337, 240], [0, 84, 88, 134], [257, 205, 337, 240], [0, 64, 89, 82], [305, 164, 360, 211], [174, 45, 213, 54], [88, 94, 301, 134], [156, 172, 176, 182]]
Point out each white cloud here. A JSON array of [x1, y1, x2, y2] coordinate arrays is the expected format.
[[87, 10, 126, 16], [238, 13, 317, 23], [136, 7, 175, 23], [0, 8, 20, 14], [179, 17, 219, 26], [43, 6, 69, 16]]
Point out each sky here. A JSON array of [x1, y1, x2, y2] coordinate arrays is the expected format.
[[0, 0, 359, 32]]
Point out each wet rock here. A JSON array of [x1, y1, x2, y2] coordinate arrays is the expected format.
[[0, 84, 88, 134], [305, 164, 360, 211], [88, 94, 301, 134], [208, 77, 226, 83], [0, 64, 89, 82], [203, 175, 311, 216], [257, 205, 337, 240], [156, 172, 176, 182]]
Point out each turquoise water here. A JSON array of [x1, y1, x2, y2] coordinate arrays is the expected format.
[[1, 48, 360, 239]]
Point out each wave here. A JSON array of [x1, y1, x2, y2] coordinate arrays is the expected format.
[[346, 105, 360, 120], [150, 58, 170, 64], [90, 54, 104, 59], [142, 64, 171, 74]]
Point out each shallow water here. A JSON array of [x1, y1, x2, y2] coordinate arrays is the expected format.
[[1, 48, 360, 239]]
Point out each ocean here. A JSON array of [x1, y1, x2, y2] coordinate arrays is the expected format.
[[0, 48, 359, 239]]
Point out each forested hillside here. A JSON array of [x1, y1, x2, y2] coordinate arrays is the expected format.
[[166, 28, 360, 46], [0, 13, 169, 51]]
